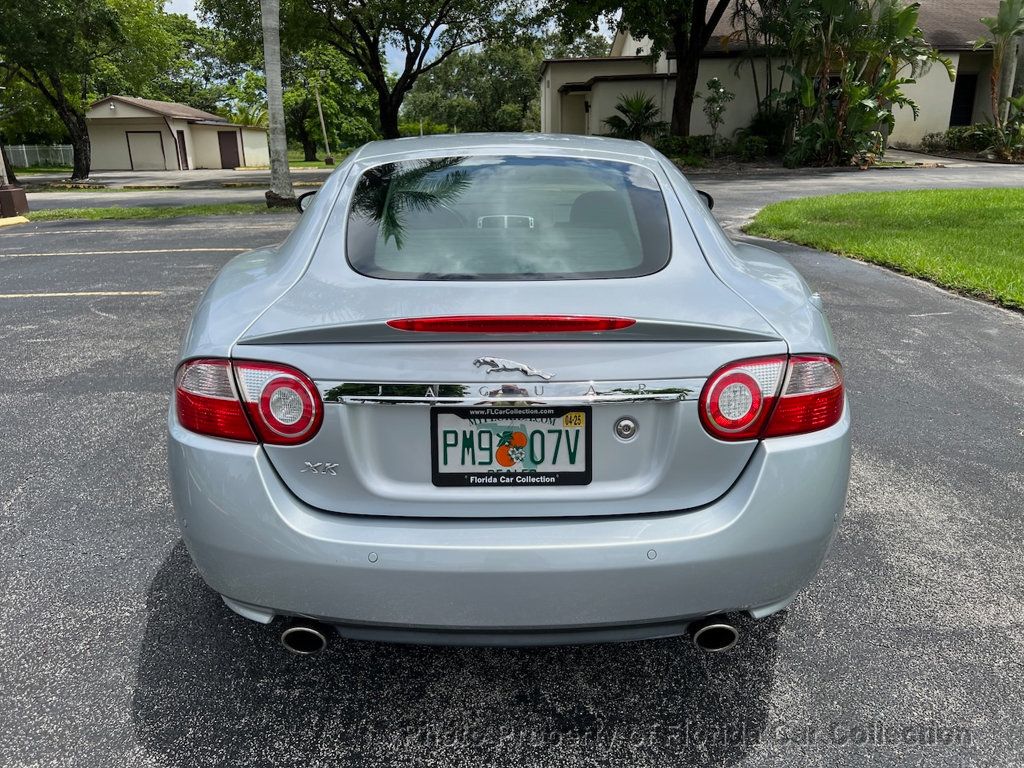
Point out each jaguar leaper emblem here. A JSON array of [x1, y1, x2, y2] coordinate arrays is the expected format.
[[473, 356, 554, 380]]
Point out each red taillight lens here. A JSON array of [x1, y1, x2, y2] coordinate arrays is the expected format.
[[233, 361, 323, 445], [698, 354, 844, 441], [699, 356, 787, 440], [762, 355, 844, 438], [386, 315, 636, 334], [174, 359, 322, 445], [175, 359, 256, 442]]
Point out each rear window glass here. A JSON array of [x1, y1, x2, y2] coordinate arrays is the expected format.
[[345, 155, 671, 280]]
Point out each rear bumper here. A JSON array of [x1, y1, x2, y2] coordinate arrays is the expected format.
[[168, 405, 850, 643]]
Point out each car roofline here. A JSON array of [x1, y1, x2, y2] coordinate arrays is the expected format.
[[349, 133, 660, 163]]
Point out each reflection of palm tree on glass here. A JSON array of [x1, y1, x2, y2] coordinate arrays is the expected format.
[[351, 157, 471, 248]]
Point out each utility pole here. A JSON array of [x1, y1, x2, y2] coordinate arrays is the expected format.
[[313, 71, 333, 165], [0, 86, 8, 186], [0, 140, 8, 187]]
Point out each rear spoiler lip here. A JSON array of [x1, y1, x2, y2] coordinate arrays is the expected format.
[[237, 319, 781, 345]]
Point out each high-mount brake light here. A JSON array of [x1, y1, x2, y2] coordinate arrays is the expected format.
[[698, 354, 844, 441], [386, 315, 636, 334], [174, 359, 323, 445]]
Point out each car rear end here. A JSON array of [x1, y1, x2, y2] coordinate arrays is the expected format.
[[168, 139, 850, 645]]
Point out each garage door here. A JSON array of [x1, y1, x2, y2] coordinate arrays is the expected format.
[[126, 132, 166, 170]]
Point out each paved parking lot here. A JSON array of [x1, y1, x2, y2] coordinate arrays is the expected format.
[[2, 197, 1023, 766]]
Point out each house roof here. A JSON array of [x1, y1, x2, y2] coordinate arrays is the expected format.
[[593, 0, 997, 61], [915, 0, 995, 50], [91, 95, 229, 123], [559, 73, 673, 94], [701, 0, 997, 53]]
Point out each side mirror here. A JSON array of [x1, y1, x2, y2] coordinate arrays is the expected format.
[[296, 190, 317, 214], [697, 190, 714, 210]]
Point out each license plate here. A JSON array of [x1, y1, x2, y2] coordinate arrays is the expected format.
[[431, 406, 592, 487]]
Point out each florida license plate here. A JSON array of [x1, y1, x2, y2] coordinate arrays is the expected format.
[[431, 406, 592, 487]]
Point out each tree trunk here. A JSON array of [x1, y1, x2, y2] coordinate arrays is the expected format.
[[671, 43, 701, 137], [53, 105, 91, 180], [999, 37, 1019, 124], [668, 0, 730, 137], [991, 51, 1003, 130], [260, 0, 294, 205], [302, 137, 317, 161], [379, 93, 401, 139]]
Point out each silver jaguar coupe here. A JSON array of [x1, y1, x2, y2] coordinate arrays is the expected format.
[[168, 134, 850, 653]]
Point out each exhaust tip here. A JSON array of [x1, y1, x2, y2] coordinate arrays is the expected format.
[[280, 620, 330, 655], [690, 616, 739, 652]]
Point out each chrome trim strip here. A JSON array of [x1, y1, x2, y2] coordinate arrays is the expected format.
[[319, 380, 698, 406]]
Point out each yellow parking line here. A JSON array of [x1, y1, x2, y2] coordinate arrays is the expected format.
[[0, 290, 163, 299], [0, 247, 246, 258]]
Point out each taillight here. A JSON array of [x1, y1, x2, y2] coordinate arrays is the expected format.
[[386, 315, 636, 334], [233, 361, 323, 445], [174, 359, 322, 445], [698, 354, 844, 441], [175, 359, 256, 442], [699, 356, 787, 440], [762, 355, 844, 438]]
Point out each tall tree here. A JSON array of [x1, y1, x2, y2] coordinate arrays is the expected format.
[[0, 0, 173, 179], [555, 1, 732, 136], [403, 31, 612, 133], [260, 0, 294, 204], [283, 47, 378, 159], [975, 0, 1024, 127], [199, 0, 537, 139]]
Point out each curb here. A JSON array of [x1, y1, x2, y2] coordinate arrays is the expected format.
[[0, 215, 29, 228]]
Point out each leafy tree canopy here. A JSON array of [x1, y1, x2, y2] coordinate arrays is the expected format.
[[401, 31, 610, 134], [553, 0, 732, 136], [0, 0, 177, 177], [198, 0, 541, 137]]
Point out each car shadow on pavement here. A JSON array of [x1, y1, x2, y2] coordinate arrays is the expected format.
[[132, 542, 785, 768]]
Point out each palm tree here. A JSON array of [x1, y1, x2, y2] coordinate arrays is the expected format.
[[602, 92, 668, 141], [351, 157, 471, 248], [975, 0, 1024, 128], [259, 0, 294, 205]]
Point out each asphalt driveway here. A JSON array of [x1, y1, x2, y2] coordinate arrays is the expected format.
[[1, 192, 1022, 766]]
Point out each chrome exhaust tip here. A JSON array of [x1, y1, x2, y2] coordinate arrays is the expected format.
[[689, 615, 739, 652], [280, 619, 331, 655]]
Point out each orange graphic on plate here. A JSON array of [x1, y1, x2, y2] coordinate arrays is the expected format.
[[496, 430, 528, 467]]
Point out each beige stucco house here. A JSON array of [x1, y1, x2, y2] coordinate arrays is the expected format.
[[86, 96, 270, 171], [540, 0, 997, 146]]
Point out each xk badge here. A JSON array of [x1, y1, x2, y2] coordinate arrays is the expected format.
[[300, 462, 339, 476]]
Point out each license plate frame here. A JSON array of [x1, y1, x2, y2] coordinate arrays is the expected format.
[[430, 405, 593, 487]]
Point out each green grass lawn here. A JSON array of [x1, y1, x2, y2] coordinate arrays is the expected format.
[[12, 166, 73, 175], [27, 203, 296, 222], [746, 188, 1024, 310]]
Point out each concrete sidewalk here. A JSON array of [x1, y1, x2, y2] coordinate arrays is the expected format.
[[20, 166, 334, 190]]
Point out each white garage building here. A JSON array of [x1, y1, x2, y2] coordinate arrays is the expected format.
[[86, 96, 270, 171]]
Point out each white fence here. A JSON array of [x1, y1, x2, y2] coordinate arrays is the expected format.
[[6, 144, 74, 168]]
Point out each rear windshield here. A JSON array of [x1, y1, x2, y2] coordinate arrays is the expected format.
[[345, 155, 671, 280]]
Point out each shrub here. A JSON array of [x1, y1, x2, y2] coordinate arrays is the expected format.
[[700, 78, 735, 157], [944, 125, 996, 152], [652, 134, 731, 159], [736, 135, 769, 161], [920, 132, 947, 153], [737, 111, 789, 156], [399, 120, 451, 136], [602, 92, 668, 140]]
